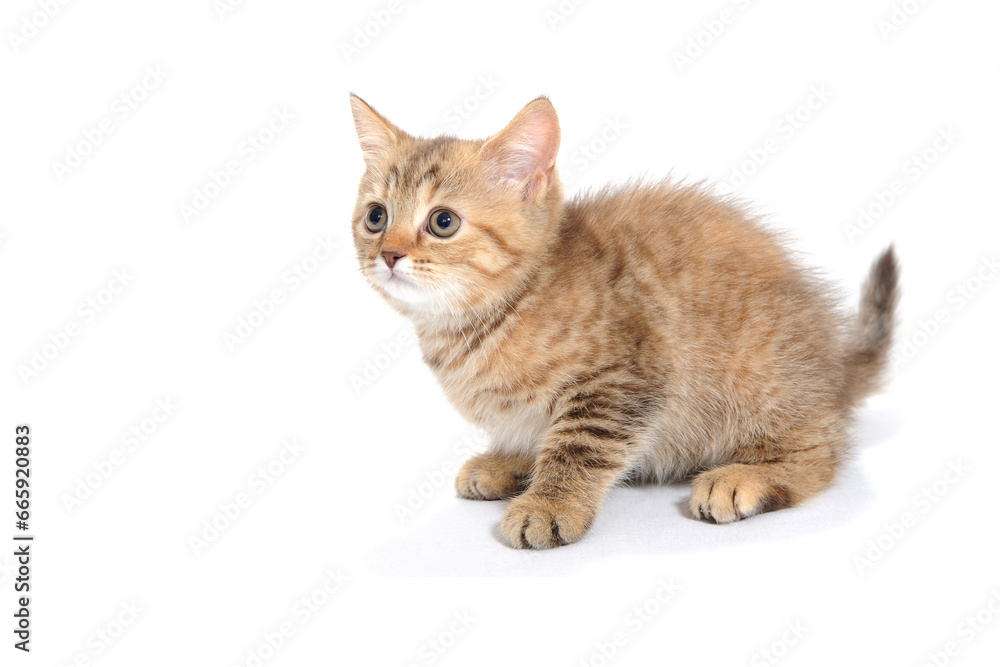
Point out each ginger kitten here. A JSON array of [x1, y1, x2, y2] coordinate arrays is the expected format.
[[349, 94, 898, 549]]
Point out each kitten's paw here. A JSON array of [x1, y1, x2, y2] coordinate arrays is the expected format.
[[689, 464, 791, 523], [455, 454, 527, 500], [500, 493, 594, 549]]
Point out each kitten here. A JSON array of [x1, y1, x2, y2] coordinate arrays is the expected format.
[[349, 94, 898, 549]]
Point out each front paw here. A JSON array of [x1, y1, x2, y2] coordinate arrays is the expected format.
[[500, 493, 594, 549], [689, 464, 791, 523], [455, 453, 527, 500]]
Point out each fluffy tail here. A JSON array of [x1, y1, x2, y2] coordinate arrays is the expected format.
[[845, 247, 899, 404]]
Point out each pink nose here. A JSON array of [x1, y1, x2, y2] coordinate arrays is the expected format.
[[381, 250, 405, 269]]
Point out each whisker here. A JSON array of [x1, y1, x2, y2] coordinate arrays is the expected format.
[[414, 268, 495, 343], [443, 293, 474, 354], [451, 288, 488, 350], [431, 265, 527, 327]]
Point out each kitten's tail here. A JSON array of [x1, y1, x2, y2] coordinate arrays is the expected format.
[[844, 247, 900, 405]]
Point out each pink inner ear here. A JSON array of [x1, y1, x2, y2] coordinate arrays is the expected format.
[[351, 97, 398, 166], [357, 130, 389, 159], [354, 119, 395, 165], [483, 102, 560, 200]]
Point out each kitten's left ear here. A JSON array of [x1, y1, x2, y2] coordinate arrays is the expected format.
[[481, 97, 561, 201], [350, 93, 404, 167]]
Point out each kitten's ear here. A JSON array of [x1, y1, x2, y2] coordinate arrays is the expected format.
[[350, 94, 403, 166], [481, 97, 561, 201]]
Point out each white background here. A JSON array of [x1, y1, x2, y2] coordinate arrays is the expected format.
[[2, 0, 999, 665]]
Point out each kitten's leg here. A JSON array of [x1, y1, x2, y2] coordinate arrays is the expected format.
[[455, 450, 534, 500], [689, 418, 845, 523], [499, 380, 650, 549]]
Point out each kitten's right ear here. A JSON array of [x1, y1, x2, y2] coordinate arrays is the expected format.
[[350, 94, 402, 167], [481, 97, 561, 201]]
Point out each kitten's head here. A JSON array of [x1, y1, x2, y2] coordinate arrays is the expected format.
[[349, 95, 562, 316]]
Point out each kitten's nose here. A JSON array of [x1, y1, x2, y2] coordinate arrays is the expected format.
[[381, 250, 405, 269]]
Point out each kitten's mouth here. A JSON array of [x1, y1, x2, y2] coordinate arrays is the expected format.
[[371, 259, 413, 285], [385, 270, 416, 286], [375, 267, 436, 305]]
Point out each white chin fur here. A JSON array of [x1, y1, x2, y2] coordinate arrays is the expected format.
[[373, 263, 441, 305], [381, 276, 435, 304]]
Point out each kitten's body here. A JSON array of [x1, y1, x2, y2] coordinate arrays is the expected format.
[[350, 95, 898, 549]]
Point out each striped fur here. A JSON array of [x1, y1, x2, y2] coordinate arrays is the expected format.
[[349, 95, 899, 549]]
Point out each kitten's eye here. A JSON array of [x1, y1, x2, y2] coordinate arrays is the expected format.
[[365, 205, 387, 233], [428, 209, 460, 238]]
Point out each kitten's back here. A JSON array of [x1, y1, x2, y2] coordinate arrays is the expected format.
[[550, 180, 874, 473]]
